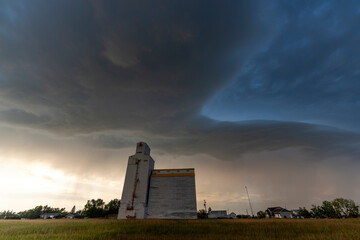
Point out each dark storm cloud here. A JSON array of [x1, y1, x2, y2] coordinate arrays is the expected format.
[[85, 119, 360, 162], [0, 0, 359, 164], [0, 109, 50, 126], [0, 0, 262, 133]]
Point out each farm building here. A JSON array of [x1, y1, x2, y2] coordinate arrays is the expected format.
[[208, 210, 228, 219], [118, 142, 197, 219], [208, 210, 237, 219], [265, 207, 293, 219]]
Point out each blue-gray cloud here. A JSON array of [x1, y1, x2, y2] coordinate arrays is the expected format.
[[203, 1, 360, 131]]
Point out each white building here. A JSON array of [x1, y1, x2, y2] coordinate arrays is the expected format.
[[265, 207, 293, 219], [118, 142, 197, 219]]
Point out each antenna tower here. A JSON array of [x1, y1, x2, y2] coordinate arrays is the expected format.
[[245, 186, 254, 217]]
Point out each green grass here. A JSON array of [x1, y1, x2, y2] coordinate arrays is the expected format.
[[1, 218, 360, 240]]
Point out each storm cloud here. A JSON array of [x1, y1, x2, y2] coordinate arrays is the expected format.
[[0, 0, 359, 211], [203, 1, 360, 131]]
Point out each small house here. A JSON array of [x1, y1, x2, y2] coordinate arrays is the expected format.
[[265, 207, 292, 219]]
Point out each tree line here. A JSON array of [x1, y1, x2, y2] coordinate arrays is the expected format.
[[3, 197, 359, 219], [298, 198, 359, 218], [256, 198, 359, 219], [197, 198, 359, 219], [0, 198, 120, 219]]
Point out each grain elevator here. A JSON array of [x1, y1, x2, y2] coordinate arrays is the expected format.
[[118, 142, 197, 219]]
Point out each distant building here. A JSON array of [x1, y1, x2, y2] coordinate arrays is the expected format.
[[208, 210, 237, 219], [291, 209, 301, 218], [265, 207, 292, 219], [118, 142, 197, 219], [40, 213, 62, 219], [208, 210, 228, 219], [228, 212, 237, 219], [66, 214, 83, 219]]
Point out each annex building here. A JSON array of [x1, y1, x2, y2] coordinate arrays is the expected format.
[[118, 142, 197, 219]]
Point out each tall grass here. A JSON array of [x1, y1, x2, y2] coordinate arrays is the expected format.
[[0, 218, 360, 240]]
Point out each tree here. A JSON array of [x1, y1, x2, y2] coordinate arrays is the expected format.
[[104, 199, 120, 216], [70, 206, 76, 214], [0, 210, 20, 219], [298, 207, 312, 218], [18, 205, 66, 219], [322, 200, 338, 218], [310, 198, 359, 219], [332, 198, 359, 218], [311, 201, 336, 218], [257, 211, 265, 218], [311, 205, 323, 218], [197, 209, 208, 219], [82, 199, 105, 218]]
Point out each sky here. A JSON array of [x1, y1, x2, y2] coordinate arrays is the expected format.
[[1, 0, 360, 214]]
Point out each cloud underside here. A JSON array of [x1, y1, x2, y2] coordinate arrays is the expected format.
[[0, 1, 359, 179]]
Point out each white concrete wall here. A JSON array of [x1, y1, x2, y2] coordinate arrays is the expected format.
[[147, 169, 197, 219], [118, 143, 154, 219], [118, 143, 197, 220]]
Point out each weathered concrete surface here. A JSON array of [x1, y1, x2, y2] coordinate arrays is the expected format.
[[118, 143, 197, 219], [147, 169, 197, 219], [118, 142, 154, 219]]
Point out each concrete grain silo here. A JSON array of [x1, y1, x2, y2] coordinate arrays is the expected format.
[[118, 142, 197, 219]]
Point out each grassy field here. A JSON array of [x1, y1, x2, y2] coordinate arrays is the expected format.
[[1, 218, 360, 240]]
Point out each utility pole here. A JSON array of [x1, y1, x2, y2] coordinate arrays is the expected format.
[[204, 200, 207, 213], [245, 186, 254, 217]]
